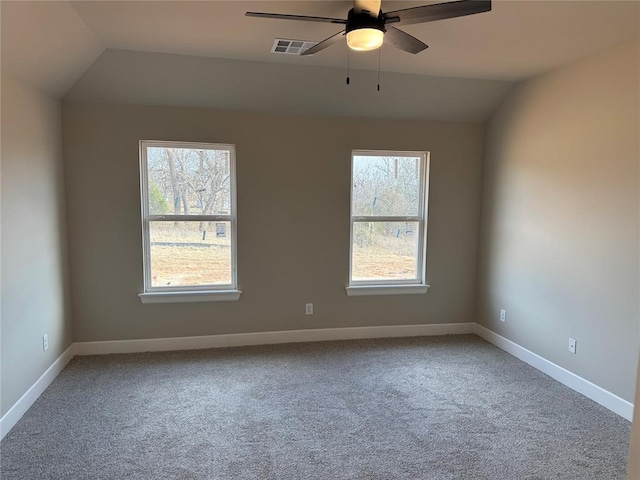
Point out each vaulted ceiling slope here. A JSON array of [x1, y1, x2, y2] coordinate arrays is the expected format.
[[2, 1, 638, 120], [69, 0, 639, 81], [0, 1, 104, 96], [64, 49, 514, 122]]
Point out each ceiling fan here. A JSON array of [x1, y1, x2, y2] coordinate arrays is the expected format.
[[246, 0, 492, 56]]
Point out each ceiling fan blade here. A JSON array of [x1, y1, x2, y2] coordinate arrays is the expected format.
[[384, 27, 429, 54], [245, 12, 347, 24], [384, 0, 491, 26], [300, 31, 345, 56], [354, 0, 382, 18]]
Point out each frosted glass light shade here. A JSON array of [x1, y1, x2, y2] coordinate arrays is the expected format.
[[346, 28, 384, 51]]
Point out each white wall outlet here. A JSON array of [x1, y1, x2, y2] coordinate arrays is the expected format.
[[43, 334, 49, 352], [305, 303, 313, 315], [568, 338, 577, 354], [500, 309, 506, 322]]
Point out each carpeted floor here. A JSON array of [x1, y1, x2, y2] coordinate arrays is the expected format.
[[0, 335, 631, 479]]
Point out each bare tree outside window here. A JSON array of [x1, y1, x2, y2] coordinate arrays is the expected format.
[[350, 151, 429, 285], [140, 142, 237, 293]]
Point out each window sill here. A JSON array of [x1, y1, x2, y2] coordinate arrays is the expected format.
[[139, 290, 242, 304], [345, 284, 430, 297]]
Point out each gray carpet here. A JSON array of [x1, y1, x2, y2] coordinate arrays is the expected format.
[[0, 335, 631, 479]]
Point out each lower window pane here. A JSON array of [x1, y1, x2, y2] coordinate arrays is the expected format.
[[149, 221, 232, 287], [352, 221, 419, 281]]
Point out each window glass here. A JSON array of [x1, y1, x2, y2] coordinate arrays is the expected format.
[[140, 141, 237, 293], [352, 155, 421, 217], [349, 150, 429, 286]]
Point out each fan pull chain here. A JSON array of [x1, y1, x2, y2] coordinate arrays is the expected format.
[[346, 47, 350, 85], [377, 47, 381, 91]]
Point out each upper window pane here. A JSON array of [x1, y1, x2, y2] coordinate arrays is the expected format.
[[146, 146, 231, 216], [352, 155, 421, 217]]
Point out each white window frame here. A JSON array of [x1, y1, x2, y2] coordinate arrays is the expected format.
[[138, 140, 241, 303], [346, 149, 430, 297]]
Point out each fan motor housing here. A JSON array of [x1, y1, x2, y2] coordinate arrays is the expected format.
[[345, 8, 386, 34]]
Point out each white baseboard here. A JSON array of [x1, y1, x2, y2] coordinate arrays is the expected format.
[[2, 322, 632, 442], [74, 322, 476, 356], [0, 344, 76, 440], [474, 324, 634, 421]]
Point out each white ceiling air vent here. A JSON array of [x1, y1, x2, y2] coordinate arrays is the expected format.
[[271, 39, 318, 55]]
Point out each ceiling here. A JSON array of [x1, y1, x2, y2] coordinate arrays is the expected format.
[[1, 1, 638, 97], [0, 1, 103, 96], [64, 49, 514, 122], [69, 0, 639, 81]]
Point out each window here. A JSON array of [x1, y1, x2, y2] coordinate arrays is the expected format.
[[347, 150, 430, 296], [138, 141, 240, 303]]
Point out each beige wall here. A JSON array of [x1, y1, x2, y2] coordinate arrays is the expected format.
[[629, 355, 640, 478], [477, 41, 639, 402], [1, 75, 73, 416], [61, 102, 484, 342]]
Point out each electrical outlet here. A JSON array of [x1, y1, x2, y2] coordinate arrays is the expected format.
[[568, 338, 577, 354], [43, 334, 49, 352], [500, 309, 506, 322], [305, 303, 313, 315]]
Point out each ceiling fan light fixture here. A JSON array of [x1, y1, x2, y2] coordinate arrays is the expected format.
[[247, 0, 491, 56], [346, 27, 384, 51]]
